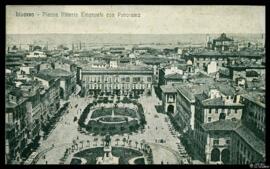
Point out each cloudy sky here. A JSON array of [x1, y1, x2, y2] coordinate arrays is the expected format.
[[6, 5, 265, 34]]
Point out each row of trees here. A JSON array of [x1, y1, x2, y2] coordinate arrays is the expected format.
[[78, 102, 95, 128]]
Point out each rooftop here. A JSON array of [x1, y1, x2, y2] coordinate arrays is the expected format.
[[214, 83, 235, 96], [165, 73, 185, 80], [160, 85, 177, 93], [35, 73, 56, 82], [214, 33, 234, 42], [175, 84, 210, 101], [241, 92, 265, 108], [189, 49, 262, 57], [202, 119, 241, 131], [40, 68, 72, 77], [81, 65, 153, 74], [235, 125, 265, 156], [202, 97, 225, 106], [202, 119, 265, 156]]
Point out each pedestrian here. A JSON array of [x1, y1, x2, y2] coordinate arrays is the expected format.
[[52, 144, 54, 148], [45, 161, 48, 164], [161, 160, 163, 164]]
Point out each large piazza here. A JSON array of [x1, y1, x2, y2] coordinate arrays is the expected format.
[[5, 33, 265, 165]]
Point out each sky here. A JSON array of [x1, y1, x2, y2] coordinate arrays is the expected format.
[[6, 5, 265, 34]]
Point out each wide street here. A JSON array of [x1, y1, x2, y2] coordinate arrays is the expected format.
[[35, 86, 187, 164]]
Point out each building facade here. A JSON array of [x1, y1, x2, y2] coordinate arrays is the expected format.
[[81, 67, 153, 96]]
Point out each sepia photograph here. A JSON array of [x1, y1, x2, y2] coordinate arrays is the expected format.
[[5, 5, 266, 165]]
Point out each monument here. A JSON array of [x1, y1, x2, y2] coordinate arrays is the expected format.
[[96, 133, 119, 164]]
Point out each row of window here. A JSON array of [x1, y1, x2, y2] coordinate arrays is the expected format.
[[213, 138, 230, 145], [83, 76, 152, 83], [237, 139, 255, 163], [206, 108, 241, 114], [86, 83, 151, 89], [198, 57, 226, 61], [196, 62, 226, 67]]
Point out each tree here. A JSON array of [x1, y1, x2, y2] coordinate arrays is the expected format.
[[122, 138, 127, 146], [135, 141, 139, 148], [94, 138, 98, 146], [101, 138, 105, 146], [115, 138, 120, 146], [80, 140, 84, 149], [86, 140, 90, 147], [128, 140, 132, 147]]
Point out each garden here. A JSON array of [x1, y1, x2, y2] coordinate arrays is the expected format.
[[78, 97, 146, 135], [70, 147, 145, 164]]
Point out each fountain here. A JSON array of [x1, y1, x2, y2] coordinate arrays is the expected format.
[[96, 134, 119, 164]]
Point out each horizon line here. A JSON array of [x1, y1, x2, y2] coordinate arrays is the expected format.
[[6, 32, 265, 35]]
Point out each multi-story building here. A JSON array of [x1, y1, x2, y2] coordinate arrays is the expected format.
[[160, 85, 177, 114], [194, 90, 244, 164], [81, 66, 153, 96], [226, 64, 265, 82], [174, 84, 210, 132], [37, 69, 76, 100], [5, 89, 29, 164], [20, 82, 42, 146], [240, 92, 265, 141], [207, 33, 234, 51], [185, 50, 263, 72], [34, 74, 61, 117], [193, 89, 265, 164]]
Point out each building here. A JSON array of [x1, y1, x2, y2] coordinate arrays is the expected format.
[[174, 84, 210, 132], [207, 33, 234, 51], [5, 89, 29, 164], [33, 74, 61, 117], [37, 69, 76, 100], [81, 66, 153, 97], [160, 85, 177, 114], [157, 64, 193, 98], [192, 88, 265, 164], [194, 90, 244, 163], [132, 47, 150, 55], [26, 51, 47, 58], [20, 82, 42, 149], [226, 64, 265, 82], [240, 92, 265, 141], [185, 50, 263, 72]]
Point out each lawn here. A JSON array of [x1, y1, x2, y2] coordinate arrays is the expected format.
[[71, 147, 144, 164], [91, 108, 137, 119]]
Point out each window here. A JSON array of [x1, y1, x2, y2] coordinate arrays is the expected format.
[[133, 77, 140, 82], [226, 139, 230, 144], [126, 77, 130, 82], [209, 109, 212, 114], [213, 139, 219, 145], [147, 77, 152, 82], [208, 117, 212, 122]]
